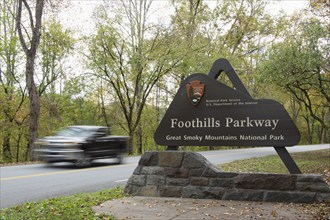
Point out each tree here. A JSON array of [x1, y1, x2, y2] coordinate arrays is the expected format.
[[261, 14, 329, 143], [208, 0, 281, 97], [0, 0, 29, 162], [88, 1, 182, 154], [170, 0, 212, 79], [38, 18, 75, 131], [16, 0, 45, 159]]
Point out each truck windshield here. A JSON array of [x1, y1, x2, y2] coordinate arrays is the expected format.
[[56, 127, 94, 137]]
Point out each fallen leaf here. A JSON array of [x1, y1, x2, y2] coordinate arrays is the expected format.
[[271, 210, 277, 217]]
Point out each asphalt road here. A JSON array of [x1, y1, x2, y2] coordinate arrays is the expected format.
[[1, 144, 329, 209]]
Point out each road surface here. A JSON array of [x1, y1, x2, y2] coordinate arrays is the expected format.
[[1, 144, 329, 209]]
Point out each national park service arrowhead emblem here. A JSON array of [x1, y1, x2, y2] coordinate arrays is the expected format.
[[185, 80, 205, 106]]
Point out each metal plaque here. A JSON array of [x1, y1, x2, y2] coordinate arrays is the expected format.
[[154, 59, 301, 147]]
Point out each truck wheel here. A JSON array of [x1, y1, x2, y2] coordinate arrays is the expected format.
[[44, 160, 55, 166], [75, 154, 91, 168], [116, 154, 123, 164]]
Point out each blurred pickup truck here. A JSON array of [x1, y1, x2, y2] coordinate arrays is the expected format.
[[34, 125, 129, 167]]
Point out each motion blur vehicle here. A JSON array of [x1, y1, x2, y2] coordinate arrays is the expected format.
[[34, 126, 129, 167]]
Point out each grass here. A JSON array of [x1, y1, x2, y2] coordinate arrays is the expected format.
[[219, 149, 330, 182], [0, 187, 124, 220], [1, 149, 329, 220]]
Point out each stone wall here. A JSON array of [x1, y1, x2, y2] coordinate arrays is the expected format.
[[124, 151, 330, 203]]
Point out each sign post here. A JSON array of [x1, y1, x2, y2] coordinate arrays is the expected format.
[[275, 147, 301, 174], [154, 58, 302, 174]]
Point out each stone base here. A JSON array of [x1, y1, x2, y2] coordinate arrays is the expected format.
[[125, 151, 330, 203]]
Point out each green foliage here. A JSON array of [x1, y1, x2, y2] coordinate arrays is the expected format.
[[0, 0, 28, 163], [206, 0, 284, 97], [260, 14, 329, 144], [38, 18, 76, 133], [1, 0, 329, 161], [169, 0, 213, 77], [87, 1, 186, 153], [39, 18, 75, 92], [0, 187, 124, 220]]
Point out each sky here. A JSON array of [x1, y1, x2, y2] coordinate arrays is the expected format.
[[265, 0, 309, 15], [55, 0, 310, 79], [57, 0, 310, 36]]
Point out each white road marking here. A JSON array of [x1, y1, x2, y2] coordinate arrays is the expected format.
[[115, 179, 128, 183]]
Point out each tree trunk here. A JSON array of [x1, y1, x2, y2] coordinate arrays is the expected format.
[[128, 131, 134, 155], [100, 79, 110, 127], [16, 0, 44, 160], [3, 134, 12, 162], [136, 124, 143, 154], [290, 96, 299, 123], [26, 56, 40, 160], [303, 114, 313, 144]]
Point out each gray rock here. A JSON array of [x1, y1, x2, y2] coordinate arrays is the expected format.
[[189, 168, 204, 177], [234, 173, 296, 190], [297, 174, 325, 182], [164, 167, 189, 178], [182, 186, 205, 199], [190, 177, 209, 186], [182, 153, 207, 169], [146, 175, 165, 186], [265, 191, 316, 203], [127, 174, 146, 186], [139, 186, 158, 197], [216, 172, 239, 178], [209, 178, 234, 187], [296, 182, 330, 192], [133, 166, 142, 175], [202, 187, 225, 199], [125, 151, 330, 203], [166, 177, 189, 186], [139, 152, 159, 166], [202, 164, 221, 178], [223, 189, 264, 201], [159, 186, 182, 197], [316, 193, 330, 202], [159, 151, 184, 167], [124, 184, 141, 195], [141, 166, 164, 175]]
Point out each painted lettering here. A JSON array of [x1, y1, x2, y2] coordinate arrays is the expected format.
[[170, 117, 221, 129], [226, 117, 279, 130]]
